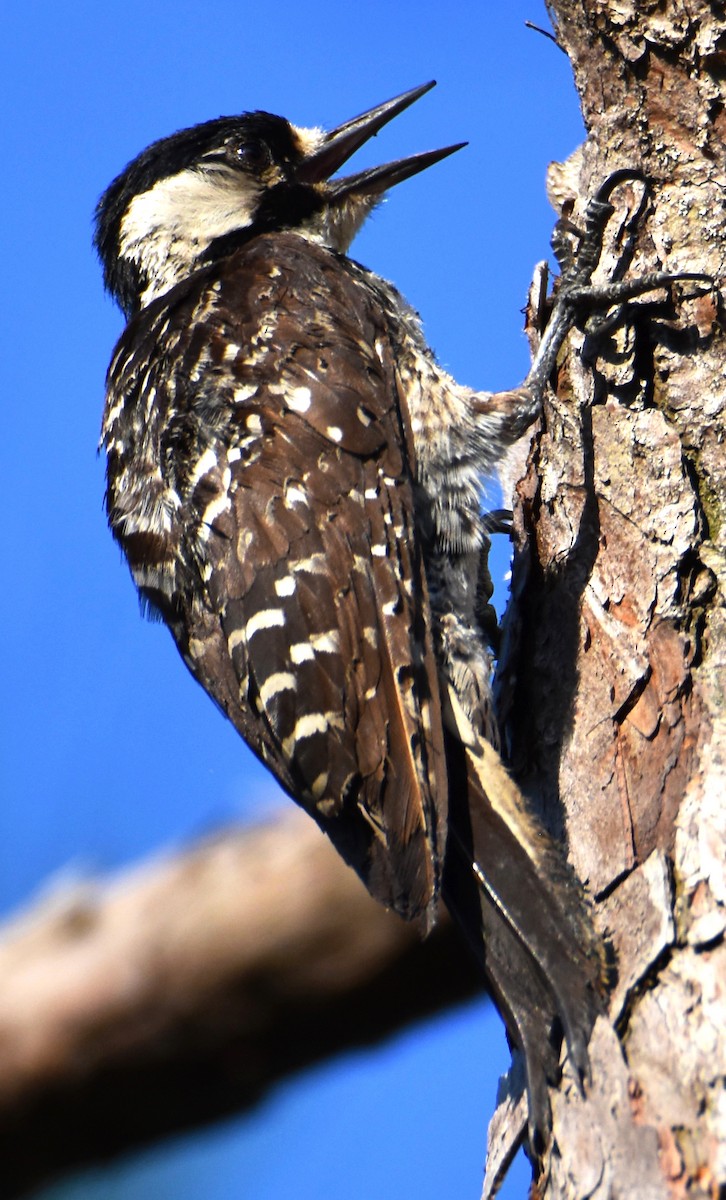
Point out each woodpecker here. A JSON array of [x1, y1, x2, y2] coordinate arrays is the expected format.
[[95, 82, 690, 1144]]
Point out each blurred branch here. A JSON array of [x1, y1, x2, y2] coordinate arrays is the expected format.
[[0, 809, 482, 1198]]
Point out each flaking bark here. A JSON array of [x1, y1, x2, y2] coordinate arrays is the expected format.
[[485, 2, 726, 1197]]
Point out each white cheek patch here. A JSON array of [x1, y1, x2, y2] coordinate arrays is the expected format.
[[119, 167, 261, 305], [119, 168, 261, 252]]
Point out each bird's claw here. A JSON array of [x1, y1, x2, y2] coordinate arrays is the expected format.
[[524, 170, 715, 397]]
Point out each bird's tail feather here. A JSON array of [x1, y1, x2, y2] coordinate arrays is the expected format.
[[441, 731, 604, 1146]]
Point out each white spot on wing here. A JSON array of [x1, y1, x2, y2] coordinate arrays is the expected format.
[[290, 642, 315, 664], [285, 485, 307, 506], [259, 671, 296, 706], [189, 447, 218, 488], [282, 712, 329, 757], [228, 628, 246, 652], [311, 772, 329, 799], [292, 553, 327, 575], [286, 387, 312, 413], [246, 608, 285, 639], [288, 631, 340, 662], [310, 630, 340, 654], [233, 384, 259, 403], [202, 492, 231, 527], [281, 710, 344, 758]]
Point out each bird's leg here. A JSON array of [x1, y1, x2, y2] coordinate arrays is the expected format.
[[502, 169, 713, 440]]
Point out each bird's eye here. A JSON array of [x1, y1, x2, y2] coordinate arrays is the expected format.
[[228, 139, 271, 171]]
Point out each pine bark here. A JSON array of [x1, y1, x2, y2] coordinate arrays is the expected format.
[[486, 3, 726, 1197]]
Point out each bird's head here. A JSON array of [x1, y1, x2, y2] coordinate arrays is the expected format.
[[94, 81, 465, 317]]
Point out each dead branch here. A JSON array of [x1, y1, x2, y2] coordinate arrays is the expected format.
[[0, 810, 481, 1198]]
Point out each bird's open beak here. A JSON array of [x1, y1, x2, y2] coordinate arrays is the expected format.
[[296, 81, 466, 200]]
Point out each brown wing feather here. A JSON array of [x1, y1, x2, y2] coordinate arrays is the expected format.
[[111, 232, 449, 921]]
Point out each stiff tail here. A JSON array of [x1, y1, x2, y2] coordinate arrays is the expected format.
[[441, 731, 604, 1146]]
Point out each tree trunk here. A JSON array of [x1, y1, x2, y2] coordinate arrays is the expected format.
[[485, 2, 726, 1197]]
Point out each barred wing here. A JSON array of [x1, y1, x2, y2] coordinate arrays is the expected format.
[[105, 233, 448, 922]]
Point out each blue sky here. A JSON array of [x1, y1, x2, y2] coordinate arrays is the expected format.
[[2, 4, 583, 1197]]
